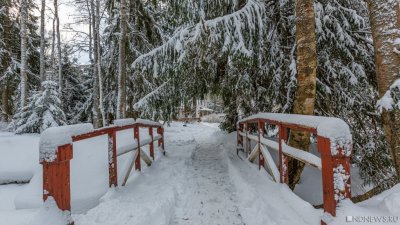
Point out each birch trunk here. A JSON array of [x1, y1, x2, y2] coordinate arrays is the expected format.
[[96, 0, 106, 126], [87, 0, 93, 63], [54, 0, 62, 102], [117, 0, 128, 119], [40, 0, 46, 85], [288, 0, 317, 189], [368, 0, 400, 178], [91, 0, 100, 128], [20, 0, 28, 108], [51, 17, 56, 80]]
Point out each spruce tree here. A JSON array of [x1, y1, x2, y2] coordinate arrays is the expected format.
[[13, 81, 66, 134]]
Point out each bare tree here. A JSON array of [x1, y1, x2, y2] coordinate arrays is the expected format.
[[54, 0, 62, 101], [368, 1, 400, 178], [288, 0, 318, 189], [117, 0, 128, 119], [40, 0, 46, 85], [20, 0, 28, 107], [96, 0, 106, 126], [91, 0, 100, 128]]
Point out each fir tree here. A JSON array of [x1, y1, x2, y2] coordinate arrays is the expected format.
[[12, 81, 66, 134]]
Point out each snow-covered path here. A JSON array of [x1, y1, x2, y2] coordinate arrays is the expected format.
[[172, 128, 244, 225], [1, 122, 323, 225], [73, 122, 321, 225]]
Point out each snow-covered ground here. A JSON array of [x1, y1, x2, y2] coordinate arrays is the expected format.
[[0, 132, 39, 184], [0, 122, 399, 225]]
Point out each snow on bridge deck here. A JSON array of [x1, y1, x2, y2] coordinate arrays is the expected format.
[[71, 123, 320, 225], [1, 122, 321, 225]]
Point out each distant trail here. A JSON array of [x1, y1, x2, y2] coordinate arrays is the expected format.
[[172, 131, 244, 225]]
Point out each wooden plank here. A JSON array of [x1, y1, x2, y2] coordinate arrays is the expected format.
[[260, 145, 280, 182], [122, 150, 139, 186], [281, 142, 322, 169], [247, 144, 259, 162], [139, 148, 152, 166]]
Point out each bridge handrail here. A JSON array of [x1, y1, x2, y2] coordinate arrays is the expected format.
[[39, 119, 165, 225], [237, 113, 352, 225]]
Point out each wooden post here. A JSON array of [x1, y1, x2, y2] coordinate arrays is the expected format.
[[278, 125, 289, 184], [108, 130, 118, 187], [237, 123, 244, 155], [237, 123, 240, 155], [258, 120, 265, 170], [318, 136, 352, 225], [42, 144, 74, 225], [246, 123, 251, 156], [157, 127, 165, 155], [134, 126, 141, 171], [149, 127, 154, 160]]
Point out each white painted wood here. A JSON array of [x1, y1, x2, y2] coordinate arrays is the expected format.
[[247, 144, 259, 162], [140, 148, 152, 166], [122, 150, 139, 186], [260, 145, 280, 182]]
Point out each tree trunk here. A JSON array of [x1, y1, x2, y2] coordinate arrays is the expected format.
[[1, 84, 9, 122], [20, 0, 28, 108], [96, 0, 106, 127], [51, 18, 56, 80], [1, 1, 11, 121], [40, 0, 46, 85], [288, 0, 317, 189], [117, 0, 128, 119], [54, 0, 62, 102], [91, 0, 100, 128], [368, 1, 400, 178], [87, 0, 93, 63]]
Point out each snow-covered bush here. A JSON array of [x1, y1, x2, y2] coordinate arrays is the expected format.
[[12, 81, 66, 134]]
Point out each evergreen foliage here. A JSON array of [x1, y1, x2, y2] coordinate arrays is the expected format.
[[12, 81, 66, 134]]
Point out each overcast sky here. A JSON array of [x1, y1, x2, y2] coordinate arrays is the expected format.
[[33, 0, 90, 64]]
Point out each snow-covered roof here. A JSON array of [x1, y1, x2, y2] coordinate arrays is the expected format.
[[39, 124, 94, 163], [238, 113, 351, 140]]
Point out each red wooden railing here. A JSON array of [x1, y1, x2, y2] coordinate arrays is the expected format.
[[40, 119, 165, 225], [237, 113, 352, 225]]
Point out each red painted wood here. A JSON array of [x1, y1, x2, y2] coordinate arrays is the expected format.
[[149, 127, 154, 160], [278, 125, 289, 184], [108, 130, 118, 187], [157, 127, 165, 155], [72, 127, 114, 142], [239, 119, 317, 134], [134, 126, 141, 171], [246, 123, 251, 156], [42, 144, 73, 225], [258, 120, 265, 170], [42, 121, 163, 225], [239, 116, 352, 224], [237, 123, 244, 155], [318, 136, 351, 224]]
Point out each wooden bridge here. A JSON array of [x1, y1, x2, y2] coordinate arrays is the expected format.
[[38, 114, 352, 225]]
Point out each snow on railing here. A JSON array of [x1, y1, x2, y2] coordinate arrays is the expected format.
[[237, 113, 352, 225], [39, 119, 165, 225]]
